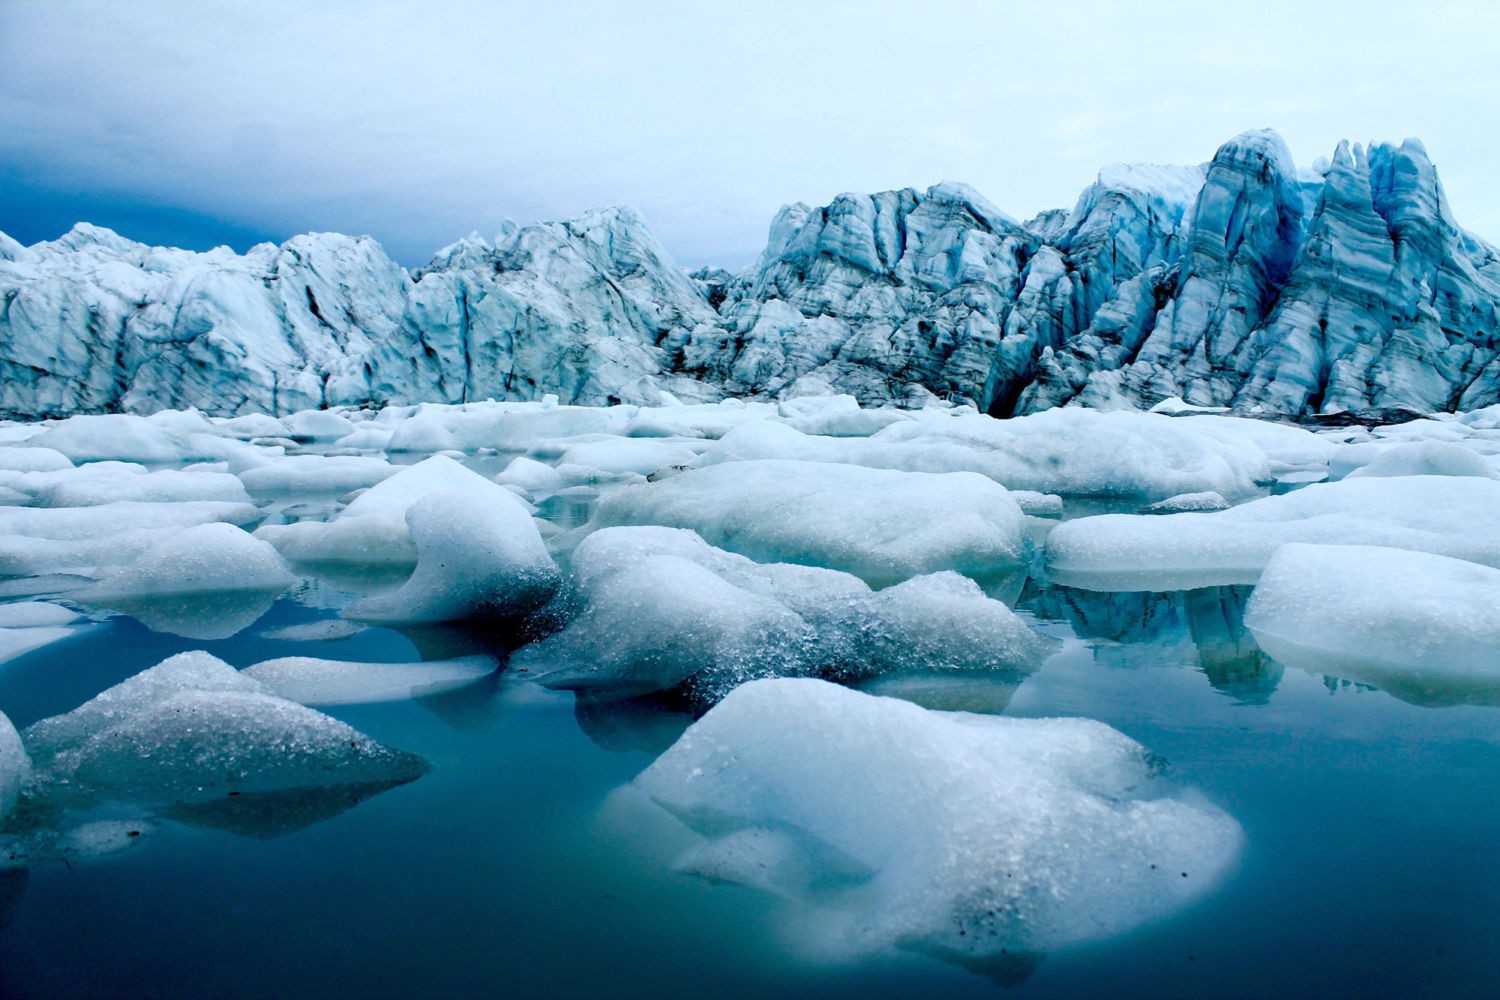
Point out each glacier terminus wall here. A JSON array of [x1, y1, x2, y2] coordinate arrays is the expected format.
[[3, 129, 1498, 419]]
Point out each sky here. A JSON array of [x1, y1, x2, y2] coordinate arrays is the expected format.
[[3, 0, 1498, 271]]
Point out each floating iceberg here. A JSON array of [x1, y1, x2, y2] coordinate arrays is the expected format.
[[695, 409, 1272, 500], [631, 679, 1243, 971], [346, 487, 560, 623], [517, 527, 1043, 704], [589, 459, 1028, 585], [258, 455, 503, 567], [21, 651, 426, 807], [1045, 476, 1500, 590], [1245, 543, 1500, 706]]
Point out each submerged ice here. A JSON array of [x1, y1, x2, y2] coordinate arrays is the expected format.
[[631, 679, 1243, 969]]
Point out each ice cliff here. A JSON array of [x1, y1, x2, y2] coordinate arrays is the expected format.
[[4, 129, 1498, 418]]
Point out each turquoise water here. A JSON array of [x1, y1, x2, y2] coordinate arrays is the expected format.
[[0, 523, 1497, 996]]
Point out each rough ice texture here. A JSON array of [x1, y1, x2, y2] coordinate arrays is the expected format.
[[632, 679, 1243, 965], [21, 651, 425, 803], [0, 499, 263, 577], [1245, 543, 1500, 706], [82, 522, 293, 600], [692, 409, 1272, 500], [514, 527, 1045, 704], [1045, 475, 1500, 591], [588, 459, 1028, 585], [4, 131, 1497, 420], [242, 654, 495, 706], [345, 486, 560, 622]]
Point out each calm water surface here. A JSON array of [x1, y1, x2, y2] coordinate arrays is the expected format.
[[0, 486, 1496, 999]]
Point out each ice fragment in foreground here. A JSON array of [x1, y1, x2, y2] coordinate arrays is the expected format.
[[21, 651, 426, 807], [631, 679, 1242, 973]]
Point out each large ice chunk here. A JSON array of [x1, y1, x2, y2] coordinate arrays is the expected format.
[[1340, 441, 1498, 480], [238, 455, 397, 494], [1245, 543, 1500, 706], [77, 523, 294, 638], [258, 455, 502, 567], [516, 527, 1044, 704], [22, 651, 425, 805], [346, 487, 560, 622], [32, 468, 251, 507], [0, 500, 262, 577], [1045, 476, 1500, 591], [588, 460, 1028, 585], [631, 679, 1243, 967]]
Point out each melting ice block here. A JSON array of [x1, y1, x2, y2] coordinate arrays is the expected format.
[[22, 651, 425, 805], [346, 487, 560, 623], [589, 459, 1028, 585], [258, 455, 503, 567], [238, 454, 396, 494], [1245, 543, 1500, 706], [631, 679, 1243, 966], [1045, 476, 1500, 591], [696, 408, 1272, 500], [83, 522, 294, 600], [516, 527, 1044, 704], [243, 654, 496, 706]]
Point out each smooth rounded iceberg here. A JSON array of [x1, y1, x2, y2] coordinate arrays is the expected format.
[[346, 487, 560, 623], [1045, 475, 1500, 591], [588, 459, 1029, 586], [1245, 543, 1500, 706]]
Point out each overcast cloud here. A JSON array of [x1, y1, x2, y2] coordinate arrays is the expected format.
[[3, 0, 1497, 269]]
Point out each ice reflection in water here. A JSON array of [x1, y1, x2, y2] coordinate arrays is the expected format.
[[1022, 582, 1282, 704]]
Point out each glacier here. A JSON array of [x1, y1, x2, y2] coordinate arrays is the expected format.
[[4, 130, 1498, 420]]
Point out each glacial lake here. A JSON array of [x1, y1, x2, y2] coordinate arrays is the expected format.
[[0, 480, 1497, 999]]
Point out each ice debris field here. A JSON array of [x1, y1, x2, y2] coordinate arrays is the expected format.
[[0, 392, 1498, 995]]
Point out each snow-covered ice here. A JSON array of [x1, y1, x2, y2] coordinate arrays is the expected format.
[[1045, 476, 1500, 590], [1245, 543, 1500, 706], [588, 459, 1029, 585]]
